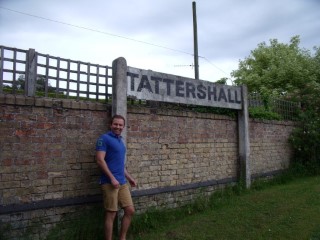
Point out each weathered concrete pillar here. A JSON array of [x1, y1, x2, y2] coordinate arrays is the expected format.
[[238, 85, 251, 188], [26, 48, 37, 96], [111, 57, 128, 236], [112, 57, 127, 140]]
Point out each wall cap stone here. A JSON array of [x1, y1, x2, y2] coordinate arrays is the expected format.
[[0, 94, 109, 111]]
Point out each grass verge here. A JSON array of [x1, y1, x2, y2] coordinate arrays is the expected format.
[[131, 175, 320, 240], [44, 165, 320, 240]]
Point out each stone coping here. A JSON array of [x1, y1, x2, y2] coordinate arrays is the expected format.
[[0, 93, 108, 111], [0, 94, 296, 125]]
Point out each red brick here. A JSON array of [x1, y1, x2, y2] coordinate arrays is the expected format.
[[37, 171, 48, 179], [2, 159, 13, 167]]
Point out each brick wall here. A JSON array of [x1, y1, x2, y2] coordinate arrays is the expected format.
[[0, 95, 108, 206], [0, 94, 295, 239], [127, 106, 238, 191], [0, 94, 110, 239], [250, 119, 295, 176]]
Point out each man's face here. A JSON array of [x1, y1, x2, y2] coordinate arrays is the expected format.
[[110, 118, 125, 136]]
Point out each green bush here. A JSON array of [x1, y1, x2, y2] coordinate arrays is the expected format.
[[249, 106, 282, 120], [289, 110, 320, 166]]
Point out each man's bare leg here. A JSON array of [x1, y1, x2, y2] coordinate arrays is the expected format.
[[119, 206, 135, 240], [105, 211, 117, 240]]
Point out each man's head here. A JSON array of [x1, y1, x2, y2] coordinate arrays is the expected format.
[[110, 115, 125, 136]]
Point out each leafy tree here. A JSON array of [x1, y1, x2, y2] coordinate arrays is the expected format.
[[232, 36, 319, 109], [3, 75, 25, 93], [232, 35, 320, 165], [215, 77, 228, 85], [5, 75, 56, 93], [14, 75, 26, 90], [35, 76, 56, 92]]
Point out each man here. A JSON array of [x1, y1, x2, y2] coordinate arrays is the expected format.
[[96, 114, 137, 240]]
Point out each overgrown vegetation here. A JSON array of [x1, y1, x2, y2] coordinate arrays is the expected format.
[[232, 35, 320, 166], [45, 205, 105, 240], [134, 175, 320, 240], [248, 106, 282, 120], [0, 223, 11, 240], [42, 163, 320, 240], [129, 162, 320, 240], [289, 110, 320, 166]]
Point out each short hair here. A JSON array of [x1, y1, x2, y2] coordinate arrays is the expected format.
[[111, 114, 126, 126]]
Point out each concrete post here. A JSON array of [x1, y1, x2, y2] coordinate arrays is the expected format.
[[112, 57, 128, 140], [0, 47, 4, 94], [111, 57, 128, 236], [26, 48, 37, 97], [238, 85, 251, 188]]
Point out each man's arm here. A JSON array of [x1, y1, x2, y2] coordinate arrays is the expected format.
[[125, 168, 137, 187], [96, 151, 120, 188]]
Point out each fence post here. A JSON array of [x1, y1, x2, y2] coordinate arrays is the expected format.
[[111, 57, 128, 236], [25, 48, 37, 96], [0, 47, 3, 94], [238, 85, 251, 188]]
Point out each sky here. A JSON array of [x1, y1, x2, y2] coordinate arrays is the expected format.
[[0, 0, 319, 84]]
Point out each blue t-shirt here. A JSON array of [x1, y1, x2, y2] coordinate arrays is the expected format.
[[96, 131, 126, 185]]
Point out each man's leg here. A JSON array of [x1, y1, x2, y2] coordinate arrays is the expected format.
[[101, 184, 119, 240], [119, 205, 135, 240], [105, 210, 117, 240]]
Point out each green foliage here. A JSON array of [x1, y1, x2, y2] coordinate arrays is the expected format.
[[131, 101, 238, 118], [3, 75, 57, 94], [249, 106, 282, 120], [134, 175, 320, 240], [44, 166, 320, 240], [289, 110, 320, 165], [310, 226, 320, 240], [3, 74, 111, 104], [215, 77, 228, 85], [232, 36, 318, 102], [3, 86, 25, 94], [0, 223, 12, 240], [187, 105, 237, 117], [2, 74, 25, 94], [130, 178, 270, 238], [232, 36, 320, 110], [232, 35, 320, 165], [130, 208, 175, 235], [251, 161, 320, 192], [130, 192, 211, 237], [46, 205, 104, 240]]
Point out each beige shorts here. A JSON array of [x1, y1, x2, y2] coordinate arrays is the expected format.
[[101, 183, 134, 211]]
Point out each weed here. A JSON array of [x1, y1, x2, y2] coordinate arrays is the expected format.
[[0, 222, 11, 240]]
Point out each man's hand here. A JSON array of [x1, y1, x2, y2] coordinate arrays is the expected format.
[[128, 178, 137, 187], [125, 168, 137, 188], [111, 178, 120, 189]]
